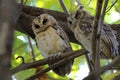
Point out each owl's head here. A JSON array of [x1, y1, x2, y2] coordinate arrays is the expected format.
[[67, 5, 85, 30], [32, 14, 57, 35]]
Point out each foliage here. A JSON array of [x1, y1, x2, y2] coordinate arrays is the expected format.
[[12, 0, 120, 80]]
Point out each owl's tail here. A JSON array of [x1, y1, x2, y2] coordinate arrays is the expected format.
[[49, 60, 73, 76]]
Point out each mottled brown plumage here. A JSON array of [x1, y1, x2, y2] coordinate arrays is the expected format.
[[67, 6, 119, 59], [32, 14, 73, 76]]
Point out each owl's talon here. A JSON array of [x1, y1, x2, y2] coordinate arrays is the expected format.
[[48, 53, 61, 59]]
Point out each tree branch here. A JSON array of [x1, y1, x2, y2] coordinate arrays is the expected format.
[[26, 49, 88, 80], [10, 49, 88, 75], [92, 0, 103, 71], [83, 55, 120, 80]]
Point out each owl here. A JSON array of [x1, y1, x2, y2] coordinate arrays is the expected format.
[[67, 6, 119, 59], [32, 14, 73, 76]]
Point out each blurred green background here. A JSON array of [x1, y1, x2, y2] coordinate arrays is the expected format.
[[12, 0, 120, 80]]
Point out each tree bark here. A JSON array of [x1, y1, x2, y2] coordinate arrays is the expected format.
[[0, 0, 18, 80]]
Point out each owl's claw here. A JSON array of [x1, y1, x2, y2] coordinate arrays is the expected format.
[[49, 53, 61, 60]]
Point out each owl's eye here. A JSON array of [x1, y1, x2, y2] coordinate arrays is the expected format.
[[34, 24, 40, 29], [75, 10, 81, 19], [79, 5, 84, 9], [68, 20, 72, 25], [43, 19, 47, 24], [75, 12, 78, 18]]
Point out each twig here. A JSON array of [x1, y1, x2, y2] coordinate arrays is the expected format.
[[16, 56, 25, 64], [10, 49, 88, 75], [92, 0, 103, 71], [106, 0, 118, 13], [111, 0, 120, 14], [59, 0, 70, 16], [27, 35, 36, 61]]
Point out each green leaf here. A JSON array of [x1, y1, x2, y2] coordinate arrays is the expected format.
[[13, 69, 36, 80]]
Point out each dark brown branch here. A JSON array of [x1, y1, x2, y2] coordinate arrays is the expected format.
[[26, 58, 68, 80], [10, 49, 88, 75], [83, 56, 120, 80], [92, 0, 103, 70], [26, 49, 88, 80]]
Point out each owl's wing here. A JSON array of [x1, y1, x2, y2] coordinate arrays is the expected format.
[[101, 24, 119, 58], [52, 24, 72, 51], [51, 24, 73, 76]]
